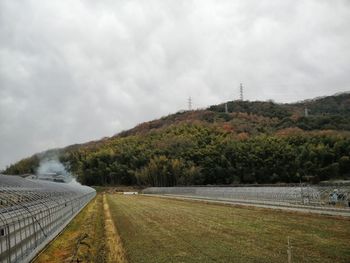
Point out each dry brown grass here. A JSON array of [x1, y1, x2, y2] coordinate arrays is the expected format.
[[35, 193, 129, 263], [34, 195, 106, 263], [103, 194, 128, 263]]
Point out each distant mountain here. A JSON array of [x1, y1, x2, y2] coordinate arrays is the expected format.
[[4, 92, 350, 186]]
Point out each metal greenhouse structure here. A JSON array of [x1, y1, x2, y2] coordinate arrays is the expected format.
[[143, 186, 350, 208], [0, 175, 96, 263]]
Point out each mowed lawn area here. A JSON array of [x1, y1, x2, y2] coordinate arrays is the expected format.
[[107, 194, 350, 263]]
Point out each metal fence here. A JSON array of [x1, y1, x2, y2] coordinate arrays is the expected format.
[[0, 175, 96, 263], [143, 186, 350, 208]]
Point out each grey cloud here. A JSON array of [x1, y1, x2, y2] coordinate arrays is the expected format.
[[1, 0, 350, 169]]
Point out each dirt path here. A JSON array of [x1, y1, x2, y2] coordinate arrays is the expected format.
[[103, 194, 128, 263]]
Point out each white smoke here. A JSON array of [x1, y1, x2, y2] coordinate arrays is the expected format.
[[36, 158, 73, 182]]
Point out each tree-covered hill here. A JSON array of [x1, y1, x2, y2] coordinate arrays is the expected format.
[[118, 92, 350, 136], [4, 92, 350, 186]]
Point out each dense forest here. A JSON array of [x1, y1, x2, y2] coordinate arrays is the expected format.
[[4, 93, 350, 186]]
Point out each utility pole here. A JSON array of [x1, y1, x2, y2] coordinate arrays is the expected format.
[[225, 103, 228, 113], [240, 83, 244, 101], [188, 96, 192, 111]]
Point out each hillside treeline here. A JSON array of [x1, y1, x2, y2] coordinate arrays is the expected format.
[[6, 124, 350, 186], [72, 125, 350, 186], [4, 93, 350, 186]]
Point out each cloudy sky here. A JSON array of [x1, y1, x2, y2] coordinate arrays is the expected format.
[[1, 0, 350, 169]]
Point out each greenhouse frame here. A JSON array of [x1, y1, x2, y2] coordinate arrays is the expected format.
[[143, 186, 350, 208], [0, 175, 96, 263]]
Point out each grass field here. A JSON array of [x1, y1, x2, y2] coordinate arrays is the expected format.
[[35, 193, 350, 263], [108, 195, 350, 263]]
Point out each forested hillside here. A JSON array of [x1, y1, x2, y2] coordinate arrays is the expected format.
[[4, 93, 350, 186]]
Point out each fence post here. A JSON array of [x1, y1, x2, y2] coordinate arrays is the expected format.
[[287, 236, 292, 263]]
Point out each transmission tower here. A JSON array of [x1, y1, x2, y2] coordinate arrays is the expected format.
[[304, 107, 309, 117], [240, 83, 244, 101], [188, 96, 192, 111]]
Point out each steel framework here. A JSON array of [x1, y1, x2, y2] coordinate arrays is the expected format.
[[143, 186, 350, 207], [0, 175, 96, 263]]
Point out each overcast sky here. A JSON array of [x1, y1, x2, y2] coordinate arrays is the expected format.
[[1, 0, 350, 170]]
